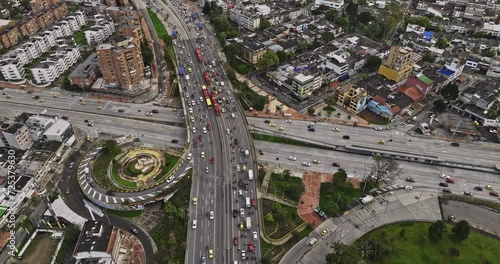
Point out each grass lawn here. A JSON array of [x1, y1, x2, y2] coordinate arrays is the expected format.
[[319, 182, 363, 216], [361, 222, 500, 264], [107, 209, 143, 218], [253, 133, 333, 150], [267, 173, 303, 202], [93, 152, 116, 188], [154, 153, 180, 181], [112, 163, 137, 189], [73, 31, 86, 46], [261, 198, 304, 240], [147, 8, 168, 40]]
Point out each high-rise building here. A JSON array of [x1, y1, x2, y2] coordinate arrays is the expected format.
[[378, 46, 414, 83], [96, 36, 144, 89], [0, 123, 33, 150]]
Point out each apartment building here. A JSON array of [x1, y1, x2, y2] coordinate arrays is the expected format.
[[96, 36, 144, 89], [378, 46, 414, 83], [0, 58, 25, 80], [0, 123, 33, 150], [229, 2, 267, 32], [85, 14, 115, 45], [481, 22, 500, 37], [334, 83, 368, 114], [30, 0, 62, 13], [30, 45, 81, 84], [314, 0, 344, 10], [291, 71, 322, 100], [238, 38, 266, 65], [69, 53, 99, 88]]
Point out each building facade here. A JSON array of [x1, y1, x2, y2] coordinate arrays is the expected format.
[[378, 46, 414, 83]]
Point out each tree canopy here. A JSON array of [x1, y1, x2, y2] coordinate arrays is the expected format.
[[257, 51, 279, 69], [440, 83, 459, 101], [452, 220, 471, 241], [370, 155, 401, 185]]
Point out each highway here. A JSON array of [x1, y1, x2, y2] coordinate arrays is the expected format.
[[247, 117, 500, 168], [148, 0, 261, 263], [0, 92, 186, 146], [255, 141, 500, 201]]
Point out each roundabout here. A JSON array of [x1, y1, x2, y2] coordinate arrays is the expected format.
[[77, 139, 191, 209]]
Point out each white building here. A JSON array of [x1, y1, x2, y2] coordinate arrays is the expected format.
[[482, 22, 500, 37], [229, 2, 270, 31], [25, 114, 58, 141], [42, 119, 75, 145], [0, 58, 25, 81], [486, 60, 500, 78], [30, 46, 81, 84], [0, 124, 33, 150], [84, 21, 115, 45], [314, 0, 344, 10]]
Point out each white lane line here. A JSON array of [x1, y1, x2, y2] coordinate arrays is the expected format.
[[105, 196, 109, 203], [99, 193, 102, 201]]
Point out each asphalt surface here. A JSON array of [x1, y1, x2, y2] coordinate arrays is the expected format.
[[0, 93, 186, 146], [255, 141, 500, 202], [147, 1, 261, 263], [247, 117, 500, 168]]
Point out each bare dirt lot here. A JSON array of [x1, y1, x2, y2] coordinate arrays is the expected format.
[[7, 233, 58, 264]]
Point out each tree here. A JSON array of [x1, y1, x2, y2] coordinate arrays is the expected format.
[[324, 95, 336, 106], [422, 52, 436, 63], [345, 1, 358, 17], [321, 32, 336, 43], [358, 12, 373, 24], [276, 50, 288, 63], [308, 107, 315, 115], [366, 56, 382, 71], [333, 171, 347, 187], [370, 155, 402, 185], [407, 16, 431, 28], [440, 83, 459, 101], [153, 250, 168, 264], [257, 51, 279, 69], [140, 41, 153, 66], [428, 220, 446, 240], [433, 99, 447, 112], [323, 200, 339, 215], [260, 19, 271, 30], [103, 140, 121, 155], [224, 43, 242, 56], [202, 1, 211, 15], [448, 247, 461, 257], [326, 242, 361, 264], [436, 37, 449, 49], [452, 220, 471, 241], [325, 9, 337, 22]]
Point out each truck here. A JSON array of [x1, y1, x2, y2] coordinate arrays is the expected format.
[[248, 169, 254, 180], [172, 31, 177, 39], [245, 217, 252, 230], [361, 195, 374, 205], [197, 23, 202, 30], [244, 149, 249, 157], [245, 197, 250, 208], [179, 66, 184, 76]]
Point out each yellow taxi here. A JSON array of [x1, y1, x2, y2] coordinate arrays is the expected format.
[[321, 228, 329, 236], [278, 127, 284, 131], [6, 95, 12, 99], [208, 249, 213, 259], [97, 99, 104, 103], [269, 123, 277, 127], [81, 101, 87, 105], [39, 99, 44, 102], [313, 160, 320, 164], [332, 128, 340, 132], [86, 135, 91, 141], [192, 197, 197, 205], [378, 140, 386, 144], [240, 222, 244, 230], [97, 106, 103, 110], [485, 185, 494, 190]]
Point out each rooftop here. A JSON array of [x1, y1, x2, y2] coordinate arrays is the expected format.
[[69, 53, 99, 78], [74, 221, 114, 254]]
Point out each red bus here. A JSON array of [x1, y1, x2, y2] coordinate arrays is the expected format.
[[203, 71, 211, 85], [213, 99, 221, 116], [195, 48, 203, 62]]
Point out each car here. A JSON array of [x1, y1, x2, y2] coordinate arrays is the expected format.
[[69, 162, 74, 169], [97, 99, 103, 103], [474, 186, 483, 191], [231, 113, 236, 119], [442, 188, 452, 193], [33, 95, 40, 99], [200, 255, 206, 264], [342, 135, 350, 139], [451, 142, 460, 146], [248, 242, 254, 252], [307, 237, 318, 246], [378, 140, 386, 144], [251, 198, 256, 207], [239, 222, 244, 230], [193, 197, 197, 205], [192, 220, 197, 229], [439, 182, 449, 187], [206, 124, 211, 131], [189, 107, 193, 113], [253, 231, 258, 241], [201, 151, 205, 158], [87, 123, 94, 127], [146, 112, 153, 116], [242, 165, 247, 171], [490, 129, 498, 134], [264, 120, 271, 123], [278, 127, 284, 131], [405, 177, 415, 182], [485, 185, 494, 190], [190, 115, 195, 122], [198, 135, 203, 141], [187, 153, 192, 160], [439, 173, 450, 179], [202, 127, 207, 134], [446, 178, 455, 183], [307, 123, 314, 127], [210, 156, 215, 164], [405, 186, 414, 190], [240, 208, 244, 217], [233, 209, 238, 217], [374, 127, 383, 131], [302, 162, 311, 167], [152, 109, 160, 114], [209, 211, 214, 220], [166, 176, 175, 183], [205, 166, 209, 173], [236, 165, 241, 172], [226, 128, 230, 134], [208, 249, 213, 259], [241, 250, 246, 260], [199, 96, 203, 102], [65, 188, 70, 194], [332, 127, 340, 132], [192, 127, 196, 133], [171, 139, 179, 143], [463, 191, 473, 196], [269, 123, 277, 127], [288, 156, 296, 161], [321, 228, 330, 236], [130, 227, 139, 234], [285, 119, 292, 123], [490, 191, 499, 196], [448, 214, 456, 221], [312, 160, 320, 164], [118, 109, 125, 112], [234, 237, 238, 246], [308, 127, 316, 132], [81, 101, 87, 105], [331, 162, 340, 167]]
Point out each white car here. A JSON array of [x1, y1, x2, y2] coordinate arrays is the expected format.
[[231, 113, 236, 119], [146, 112, 153, 116], [203, 127, 207, 134], [253, 231, 258, 241], [439, 173, 450, 179], [192, 127, 196, 133], [240, 208, 244, 217], [307, 237, 317, 246], [191, 100, 196, 106], [226, 128, 230, 134], [302, 162, 311, 167], [288, 156, 296, 161], [189, 107, 193, 114], [332, 127, 340, 132], [209, 211, 214, 220], [192, 220, 197, 229], [374, 127, 383, 131], [205, 166, 209, 173], [236, 165, 241, 172], [241, 250, 246, 260], [200, 96, 203, 102], [187, 153, 192, 160], [166, 176, 175, 183]]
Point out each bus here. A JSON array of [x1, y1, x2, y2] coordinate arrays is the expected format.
[[206, 98, 213, 109]]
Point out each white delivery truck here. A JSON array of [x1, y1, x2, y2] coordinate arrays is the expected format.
[[248, 169, 254, 180], [361, 195, 374, 205], [245, 217, 252, 230], [245, 197, 251, 208], [244, 149, 249, 157]]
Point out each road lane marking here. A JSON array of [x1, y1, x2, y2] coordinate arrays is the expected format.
[[105, 196, 109, 203], [129, 198, 136, 202], [99, 193, 102, 201], [92, 190, 97, 197]]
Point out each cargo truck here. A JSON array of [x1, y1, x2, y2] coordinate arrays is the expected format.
[[248, 169, 254, 180], [361, 195, 374, 205], [245, 197, 250, 208], [245, 217, 252, 230]]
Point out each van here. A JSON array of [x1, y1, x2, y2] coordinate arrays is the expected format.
[[245, 197, 250, 208], [244, 150, 249, 157], [185, 75, 190, 80], [238, 190, 243, 196]]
